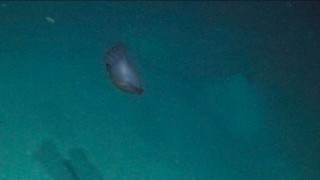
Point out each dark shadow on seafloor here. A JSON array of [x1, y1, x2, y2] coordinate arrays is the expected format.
[[33, 140, 104, 180]]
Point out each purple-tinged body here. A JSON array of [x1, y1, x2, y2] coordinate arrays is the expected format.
[[105, 43, 143, 95]]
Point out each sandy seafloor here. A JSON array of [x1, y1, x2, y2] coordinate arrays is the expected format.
[[0, 1, 320, 179]]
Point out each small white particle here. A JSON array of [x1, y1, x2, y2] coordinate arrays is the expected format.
[[45, 16, 55, 24], [285, 1, 293, 8]]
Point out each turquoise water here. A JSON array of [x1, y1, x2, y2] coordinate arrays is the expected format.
[[1, 1, 319, 179]]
